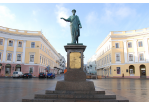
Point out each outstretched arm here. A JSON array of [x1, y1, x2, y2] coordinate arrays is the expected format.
[[60, 17, 71, 22]]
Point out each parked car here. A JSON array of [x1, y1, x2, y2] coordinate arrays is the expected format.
[[23, 73, 32, 78], [39, 72, 46, 78], [13, 71, 23, 78], [47, 72, 55, 78]]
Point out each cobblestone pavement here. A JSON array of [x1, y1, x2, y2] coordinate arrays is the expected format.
[[0, 74, 149, 102]]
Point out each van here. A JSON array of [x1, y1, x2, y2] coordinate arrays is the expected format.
[[13, 71, 23, 78]]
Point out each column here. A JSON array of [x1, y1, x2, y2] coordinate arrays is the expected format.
[[143, 37, 149, 62], [13, 39, 18, 62], [2, 38, 8, 62], [22, 40, 26, 63], [123, 40, 127, 63], [133, 39, 138, 62]]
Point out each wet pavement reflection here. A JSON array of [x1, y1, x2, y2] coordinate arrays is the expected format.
[[90, 78, 149, 102], [0, 75, 149, 102], [0, 75, 64, 102]]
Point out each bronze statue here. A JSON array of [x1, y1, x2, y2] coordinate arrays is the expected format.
[[61, 9, 82, 44]]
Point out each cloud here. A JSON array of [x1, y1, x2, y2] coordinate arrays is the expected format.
[[116, 6, 136, 19], [33, 10, 37, 15], [100, 4, 137, 24], [55, 4, 70, 28], [0, 5, 16, 25], [0, 5, 43, 34]]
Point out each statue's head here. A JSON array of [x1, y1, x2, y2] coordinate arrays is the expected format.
[[72, 9, 76, 15]]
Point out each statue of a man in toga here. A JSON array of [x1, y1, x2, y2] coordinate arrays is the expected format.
[[61, 9, 82, 44]]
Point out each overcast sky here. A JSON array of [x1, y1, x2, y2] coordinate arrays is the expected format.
[[0, 1, 149, 63]]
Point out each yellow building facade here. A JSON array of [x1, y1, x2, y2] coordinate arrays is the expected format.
[[96, 27, 149, 78], [0, 26, 63, 77]]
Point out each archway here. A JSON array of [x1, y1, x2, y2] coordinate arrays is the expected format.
[[15, 64, 21, 71], [0, 63, 2, 74], [140, 65, 146, 78], [5, 64, 11, 75], [129, 65, 135, 76]]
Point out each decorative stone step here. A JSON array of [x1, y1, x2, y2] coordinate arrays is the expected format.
[[22, 99, 129, 102], [34, 94, 116, 99], [45, 90, 105, 94]]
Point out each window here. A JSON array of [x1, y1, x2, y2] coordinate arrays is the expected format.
[[29, 67, 33, 74], [43, 46, 44, 51], [30, 55, 34, 62], [31, 42, 35, 48], [7, 53, 12, 61], [40, 56, 41, 63], [115, 43, 119, 48], [129, 54, 133, 61], [17, 54, 21, 61], [116, 53, 120, 61], [117, 67, 121, 74], [9, 40, 13, 46], [0, 39, 3, 45], [18, 41, 22, 47], [129, 69, 134, 74], [138, 41, 143, 47], [41, 44, 42, 49], [42, 57, 43, 63], [0, 52, 1, 60], [128, 42, 132, 48], [45, 48, 46, 52], [139, 53, 144, 61]]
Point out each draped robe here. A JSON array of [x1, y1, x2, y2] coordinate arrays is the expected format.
[[65, 15, 82, 43]]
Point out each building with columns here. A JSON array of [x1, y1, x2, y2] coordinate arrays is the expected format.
[[96, 27, 149, 78], [0, 26, 65, 77], [57, 53, 66, 74], [87, 55, 97, 74]]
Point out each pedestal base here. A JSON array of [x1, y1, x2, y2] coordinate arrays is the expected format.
[[55, 80, 95, 91]]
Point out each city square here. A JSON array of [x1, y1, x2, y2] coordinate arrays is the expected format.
[[0, 2, 149, 102]]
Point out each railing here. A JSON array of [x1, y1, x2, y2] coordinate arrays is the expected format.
[[112, 27, 149, 35], [0, 26, 41, 35], [125, 30, 133, 33], [113, 31, 123, 34], [0, 26, 6, 30]]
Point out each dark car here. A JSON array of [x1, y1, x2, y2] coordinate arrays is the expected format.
[[23, 73, 32, 78], [47, 72, 55, 78], [39, 72, 46, 78]]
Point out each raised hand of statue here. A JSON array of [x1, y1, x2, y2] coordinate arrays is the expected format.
[[79, 25, 82, 28]]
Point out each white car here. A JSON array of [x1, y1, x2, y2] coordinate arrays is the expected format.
[[13, 71, 23, 78]]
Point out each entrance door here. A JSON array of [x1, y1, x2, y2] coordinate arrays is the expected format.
[[5, 67, 11, 75], [16, 67, 21, 71], [129, 65, 135, 76], [15, 64, 21, 71], [140, 65, 146, 78], [5, 64, 11, 76], [0, 63, 2, 75]]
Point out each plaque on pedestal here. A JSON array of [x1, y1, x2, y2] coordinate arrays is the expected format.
[[55, 44, 95, 91]]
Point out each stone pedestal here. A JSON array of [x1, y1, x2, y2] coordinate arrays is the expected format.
[[55, 45, 95, 91]]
